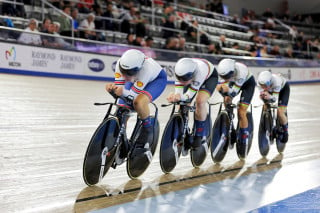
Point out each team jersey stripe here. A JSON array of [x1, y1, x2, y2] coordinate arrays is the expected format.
[[115, 80, 125, 85], [239, 102, 250, 107], [188, 86, 198, 93], [199, 89, 211, 97], [175, 85, 184, 89], [131, 86, 142, 94], [140, 90, 153, 101], [234, 84, 241, 89]]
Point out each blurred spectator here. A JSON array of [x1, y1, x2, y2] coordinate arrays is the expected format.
[[162, 14, 176, 39], [119, 6, 136, 34], [126, 33, 135, 45], [71, 7, 80, 36], [186, 20, 199, 43], [259, 45, 270, 57], [163, 37, 179, 50], [262, 8, 274, 18], [53, 21, 72, 48], [292, 13, 303, 22], [40, 18, 52, 33], [79, 13, 97, 40], [161, 5, 174, 24], [1, 0, 25, 17], [57, 6, 72, 36], [207, 43, 217, 54], [282, 9, 290, 21], [231, 42, 239, 49], [93, 4, 106, 40], [177, 36, 186, 51], [304, 15, 313, 25], [1, 14, 18, 39], [42, 23, 60, 48], [40, 18, 52, 43], [269, 45, 281, 58], [134, 11, 147, 37], [2, 16, 14, 28], [49, 0, 64, 9], [283, 47, 294, 58], [215, 34, 228, 54], [249, 44, 260, 57], [230, 14, 241, 30], [18, 18, 42, 45], [308, 36, 320, 52], [209, 0, 223, 14], [264, 16, 276, 30], [78, 0, 94, 13], [144, 36, 154, 48], [241, 10, 251, 26], [132, 35, 144, 46], [93, 4, 104, 31], [102, 2, 116, 31]]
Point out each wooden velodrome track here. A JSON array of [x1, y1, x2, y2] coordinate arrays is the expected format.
[[0, 73, 319, 213]]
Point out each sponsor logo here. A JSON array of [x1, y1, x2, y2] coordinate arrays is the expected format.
[[137, 81, 144, 87], [88, 59, 105, 72], [5, 47, 16, 60], [115, 72, 121, 78], [5, 46, 21, 67], [193, 81, 200, 86]]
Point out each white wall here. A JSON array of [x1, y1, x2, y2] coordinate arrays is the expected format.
[[192, 0, 320, 17]]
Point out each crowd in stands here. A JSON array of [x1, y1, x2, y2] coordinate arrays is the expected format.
[[1, 0, 320, 60]]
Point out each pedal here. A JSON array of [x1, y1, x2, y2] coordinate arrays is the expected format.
[[229, 142, 234, 149], [181, 146, 189, 156], [114, 155, 125, 166], [111, 161, 117, 169], [202, 140, 209, 153], [143, 143, 153, 163], [266, 130, 273, 145]]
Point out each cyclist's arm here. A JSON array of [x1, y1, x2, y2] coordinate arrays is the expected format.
[[174, 82, 195, 102]]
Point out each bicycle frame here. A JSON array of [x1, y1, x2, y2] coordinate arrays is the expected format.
[[95, 99, 132, 182], [266, 102, 278, 140], [167, 102, 195, 146]]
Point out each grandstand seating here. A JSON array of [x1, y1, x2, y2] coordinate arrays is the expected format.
[[0, 0, 318, 59]]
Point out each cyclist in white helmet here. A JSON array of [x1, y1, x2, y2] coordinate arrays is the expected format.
[[216, 58, 256, 145], [167, 57, 219, 148], [257, 70, 290, 143], [106, 49, 167, 156]]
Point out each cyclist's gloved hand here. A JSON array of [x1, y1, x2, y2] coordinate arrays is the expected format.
[[262, 93, 276, 103], [219, 88, 229, 97], [109, 90, 118, 99]]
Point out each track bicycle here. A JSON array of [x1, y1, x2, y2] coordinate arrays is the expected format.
[[159, 101, 212, 173], [257, 102, 286, 157], [82, 94, 159, 186], [210, 102, 254, 162]]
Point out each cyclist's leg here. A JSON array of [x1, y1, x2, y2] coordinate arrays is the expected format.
[[133, 70, 167, 153], [193, 73, 218, 147], [238, 76, 255, 142], [278, 82, 290, 142]]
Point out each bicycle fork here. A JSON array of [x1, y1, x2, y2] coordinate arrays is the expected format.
[[271, 107, 277, 141], [228, 112, 236, 149], [98, 122, 126, 181]]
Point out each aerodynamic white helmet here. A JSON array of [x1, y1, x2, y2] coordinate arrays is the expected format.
[[119, 49, 145, 76], [258, 71, 272, 87], [174, 58, 197, 81], [217, 58, 236, 79]]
